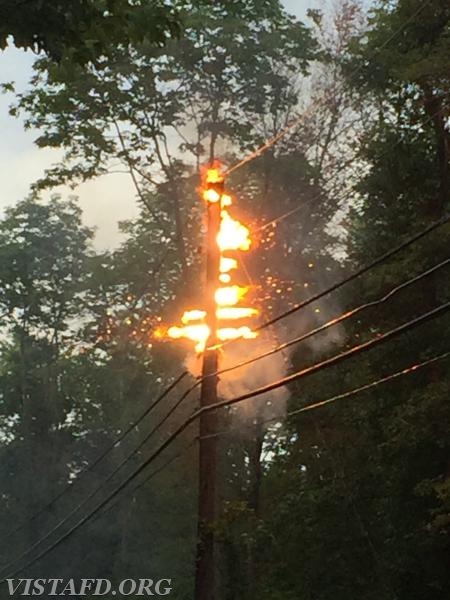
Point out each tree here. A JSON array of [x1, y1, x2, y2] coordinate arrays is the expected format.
[[0, 195, 92, 549], [0, 0, 180, 63], [234, 2, 450, 599]]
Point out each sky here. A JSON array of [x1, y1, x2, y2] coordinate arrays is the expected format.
[[0, 0, 322, 250]]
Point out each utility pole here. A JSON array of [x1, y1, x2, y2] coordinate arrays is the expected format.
[[166, 162, 256, 599], [194, 168, 224, 600]]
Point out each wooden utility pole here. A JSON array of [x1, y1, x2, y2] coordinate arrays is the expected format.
[[194, 172, 223, 600]]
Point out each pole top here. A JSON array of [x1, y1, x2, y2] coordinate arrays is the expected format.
[[202, 161, 225, 203]]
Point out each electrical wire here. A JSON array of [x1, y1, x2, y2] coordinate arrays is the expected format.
[[2, 371, 188, 542], [205, 301, 450, 414], [9, 104, 437, 554], [92, 349, 450, 523], [199, 350, 450, 440], [221, 255, 450, 372], [0, 0, 438, 581], [225, 0, 433, 176], [0, 371, 189, 574], [94, 437, 198, 522], [95, 349, 450, 516], [251, 88, 450, 234], [1, 298, 448, 583], [72, 349, 450, 523], [213, 256, 450, 376], [154, 254, 450, 411], [5, 209, 447, 573], [254, 213, 450, 333]]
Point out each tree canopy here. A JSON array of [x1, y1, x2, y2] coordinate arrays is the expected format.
[[0, 0, 181, 63], [0, 1, 449, 598]]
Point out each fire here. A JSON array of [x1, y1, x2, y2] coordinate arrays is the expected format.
[[168, 324, 210, 353], [215, 285, 248, 307], [217, 327, 257, 341], [217, 307, 258, 320], [217, 211, 251, 252], [204, 167, 224, 184], [181, 310, 207, 324], [167, 164, 258, 353], [203, 188, 221, 203]]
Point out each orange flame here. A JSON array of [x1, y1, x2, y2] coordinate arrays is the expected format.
[[220, 257, 238, 273], [217, 211, 251, 252], [204, 165, 224, 184], [166, 164, 258, 353], [217, 307, 258, 320], [215, 285, 248, 306], [181, 310, 207, 324]]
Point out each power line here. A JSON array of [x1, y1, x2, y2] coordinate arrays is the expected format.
[[211, 255, 450, 377], [2, 298, 448, 582], [98, 348, 450, 518], [199, 350, 450, 440], [200, 301, 450, 417], [2, 370, 188, 542], [254, 213, 450, 332], [0, 0, 437, 581], [225, 0, 433, 176], [0, 371, 188, 573], [162, 218, 450, 413], [252, 89, 450, 234], [152, 254, 450, 413], [94, 437, 198, 523], [89, 349, 450, 527], [8, 214, 446, 572], [76, 349, 450, 523]]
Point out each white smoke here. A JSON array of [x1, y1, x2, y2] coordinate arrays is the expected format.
[[184, 300, 344, 427]]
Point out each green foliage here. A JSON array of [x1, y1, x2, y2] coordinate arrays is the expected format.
[[347, 0, 450, 90], [0, 195, 92, 335], [1, 2, 449, 599], [0, 0, 181, 63]]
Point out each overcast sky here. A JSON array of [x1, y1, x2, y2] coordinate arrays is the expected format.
[[0, 1, 324, 249]]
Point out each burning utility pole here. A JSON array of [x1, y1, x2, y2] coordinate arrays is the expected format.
[[166, 162, 258, 600], [195, 167, 223, 600]]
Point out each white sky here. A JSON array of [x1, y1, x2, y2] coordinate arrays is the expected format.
[[0, 1, 322, 250]]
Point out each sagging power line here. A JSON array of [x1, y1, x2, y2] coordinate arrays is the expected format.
[[2, 371, 188, 543], [5, 218, 448, 570], [1, 297, 449, 583]]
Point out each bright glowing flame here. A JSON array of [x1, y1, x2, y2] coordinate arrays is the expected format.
[[220, 257, 238, 273], [168, 324, 210, 353], [165, 164, 259, 353], [217, 211, 251, 252], [217, 327, 257, 341], [217, 307, 258, 320], [181, 310, 207, 324], [205, 166, 224, 184], [215, 286, 248, 306], [203, 188, 221, 203]]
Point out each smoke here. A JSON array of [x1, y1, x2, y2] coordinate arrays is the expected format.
[[185, 331, 289, 424], [184, 301, 344, 427]]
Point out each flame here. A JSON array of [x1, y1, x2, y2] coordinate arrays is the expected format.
[[181, 310, 207, 324], [220, 257, 238, 273], [203, 188, 221, 203], [217, 326, 257, 341], [217, 307, 258, 320], [215, 285, 248, 306], [217, 210, 251, 252], [166, 164, 259, 353], [204, 165, 224, 184], [168, 324, 210, 353]]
